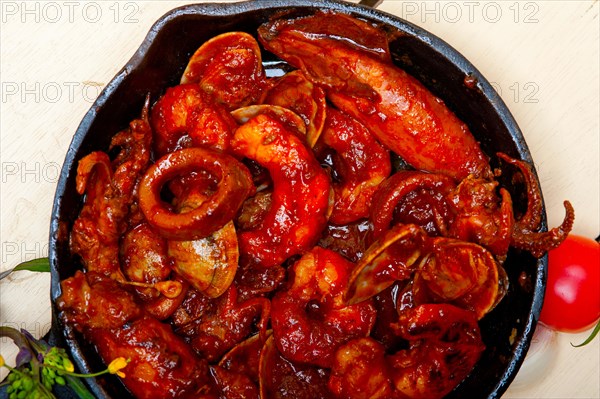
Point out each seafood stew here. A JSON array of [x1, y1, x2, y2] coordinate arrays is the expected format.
[[50, 1, 572, 398]]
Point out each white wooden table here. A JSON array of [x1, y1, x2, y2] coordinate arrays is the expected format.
[[1, 1, 598, 397]]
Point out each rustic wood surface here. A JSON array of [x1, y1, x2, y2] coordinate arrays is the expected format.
[[1, 1, 598, 397]]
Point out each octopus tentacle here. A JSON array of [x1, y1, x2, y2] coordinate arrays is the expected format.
[[497, 152, 543, 231], [512, 201, 575, 258], [497, 153, 575, 257]]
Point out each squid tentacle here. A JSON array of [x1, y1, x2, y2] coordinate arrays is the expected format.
[[497, 153, 575, 257], [512, 200, 575, 258]]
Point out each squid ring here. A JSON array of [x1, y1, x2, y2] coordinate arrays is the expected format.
[[370, 171, 456, 240], [139, 147, 254, 241]]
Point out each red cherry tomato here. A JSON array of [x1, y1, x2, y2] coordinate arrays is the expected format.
[[539, 234, 600, 333]]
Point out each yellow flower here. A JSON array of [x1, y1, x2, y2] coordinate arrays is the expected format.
[[0, 354, 5, 368], [107, 357, 129, 379], [62, 357, 75, 373]]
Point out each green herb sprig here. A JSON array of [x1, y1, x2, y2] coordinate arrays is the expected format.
[[0, 258, 50, 280], [571, 319, 600, 348], [0, 327, 129, 399]]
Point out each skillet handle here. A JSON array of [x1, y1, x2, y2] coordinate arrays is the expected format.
[[358, 0, 383, 8]]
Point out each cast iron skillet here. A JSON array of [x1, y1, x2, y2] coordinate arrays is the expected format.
[[49, 1, 547, 398]]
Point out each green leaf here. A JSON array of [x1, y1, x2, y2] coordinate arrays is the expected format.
[[13, 258, 50, 273], [1, 258, 49, 280], [571, 319, 600, 347]]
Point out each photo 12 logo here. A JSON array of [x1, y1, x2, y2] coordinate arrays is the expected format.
[[1, 1, 140, 24], [1, 241, 49, 264], [1, 81, 104, 104], [490, 81, 540, 104], [398, 1, 540, 24], [1, 161, 61, 184]]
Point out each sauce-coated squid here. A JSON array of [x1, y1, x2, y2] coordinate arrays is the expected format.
[[71, 99, 152, 278], [138, 147, 254, 240], [370, 171, 456, 240], [167, 184, 240, 298], [58, 272, 212, 399], [496, 153, 575, 257], [258, 10, 573, 257], [370, 170, 514, 258], [57, 10, 575, 399], [258, 11, 492, 181]]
